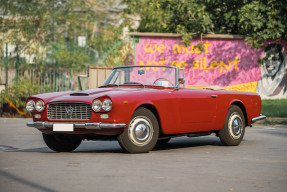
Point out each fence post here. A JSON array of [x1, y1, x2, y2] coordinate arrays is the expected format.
[[15, 53, 19, 85], [5, 43, 8, 89], [54, 43, 58, 92]]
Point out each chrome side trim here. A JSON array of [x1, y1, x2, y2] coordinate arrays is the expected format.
[[251, 115, 266, 123], [27, 122, 126, 130]]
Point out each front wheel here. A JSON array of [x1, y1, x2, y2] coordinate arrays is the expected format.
[[218, 105, 246, 146], [118, 107, 159, 153], [42, 133, 82, 152]]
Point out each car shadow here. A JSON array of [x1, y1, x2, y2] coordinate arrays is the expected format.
[[5, 136, 224, 153], [153, 136, 223, 151]]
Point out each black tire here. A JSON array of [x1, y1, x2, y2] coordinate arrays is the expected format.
[[157, 138, 171, 145], [118, 107, 159, 153], [218, 105, 246, 146], [42, 133, 82, 152]]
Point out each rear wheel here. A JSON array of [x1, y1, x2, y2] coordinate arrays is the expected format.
[[218, 105, 245, 146], [118, 107, 159, 153], [42, 133, 82, 152]]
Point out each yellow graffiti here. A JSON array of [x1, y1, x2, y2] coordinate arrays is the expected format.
[[139, 58, 167, 71], [145, 44, 167, 53], [171, 60, 187, 69], [173, 41, 211, 54], [185, 82, 258, 93], [139, 57, 240, 73], [191, 57, 241, 73], [223, 81, 258, 93]]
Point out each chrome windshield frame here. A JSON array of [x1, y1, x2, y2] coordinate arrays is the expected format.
[[102, 65, 181, 89]]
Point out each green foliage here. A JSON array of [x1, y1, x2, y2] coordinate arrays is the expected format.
[[238, 0, 287, 48], [123, 0, 287, 48], [104, 40, 132, 67], [0, 79, 52, 109], [0, 0, 125, 69], [261, 99, 287, 117], [261, 119, 287, 125], [56, 43, 90, 71], [123, 0, 213, 46]]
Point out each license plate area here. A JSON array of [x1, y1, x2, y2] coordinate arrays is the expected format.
[[53, 124, 74, 132]]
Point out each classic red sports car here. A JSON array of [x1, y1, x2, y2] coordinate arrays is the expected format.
[[26, 65, 266, 153]]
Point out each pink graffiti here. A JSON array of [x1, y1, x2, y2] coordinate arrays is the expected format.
[[135, 37, 264, 87]]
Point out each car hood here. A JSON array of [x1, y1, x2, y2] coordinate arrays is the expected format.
[[33, 87, 145, 103]]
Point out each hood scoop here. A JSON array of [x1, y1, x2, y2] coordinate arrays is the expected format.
[[70, 92, 89, 96]]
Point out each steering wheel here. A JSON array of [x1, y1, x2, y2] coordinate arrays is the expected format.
[[153, 78, 174, 87]]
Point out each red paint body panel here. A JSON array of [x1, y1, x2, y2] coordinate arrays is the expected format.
[[27, 85, 262, 136]]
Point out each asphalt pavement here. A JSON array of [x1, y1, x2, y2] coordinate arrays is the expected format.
[[0, 118, 287, 192]]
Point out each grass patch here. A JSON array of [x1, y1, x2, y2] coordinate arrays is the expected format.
[[261, 99, 287, 117], [261, 120, 287, 125]]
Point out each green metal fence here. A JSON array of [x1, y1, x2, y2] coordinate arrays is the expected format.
[[0, 67, 87, 93]]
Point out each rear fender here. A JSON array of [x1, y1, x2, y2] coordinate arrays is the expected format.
[[230, 100, 248, 126]]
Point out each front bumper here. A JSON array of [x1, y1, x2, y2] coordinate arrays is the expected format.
[[251, 115, 266, 123], [27, 122, 126, 130]]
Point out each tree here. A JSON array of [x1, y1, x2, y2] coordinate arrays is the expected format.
[[1, 0, 90, 70], [0, 0, 126, 70], [123, 0, 287, 48]]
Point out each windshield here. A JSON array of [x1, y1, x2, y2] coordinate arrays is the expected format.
[[102, 66, 178, 88]]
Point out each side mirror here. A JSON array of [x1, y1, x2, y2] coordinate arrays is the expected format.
[[178, 77, 185, 84], [175, 68, 185, 90]]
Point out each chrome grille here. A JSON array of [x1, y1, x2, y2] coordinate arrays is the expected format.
[[47, 103, 92, 120]]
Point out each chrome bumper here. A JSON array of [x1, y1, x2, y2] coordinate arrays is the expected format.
[[27, 122, 126, 130], [251, 115, 266, 123]]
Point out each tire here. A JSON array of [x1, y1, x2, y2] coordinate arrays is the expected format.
[[42, 133, 82, 152], [218, 105, 246, 146], [157, 138, 171, 145], [118, 107, 159, 153]]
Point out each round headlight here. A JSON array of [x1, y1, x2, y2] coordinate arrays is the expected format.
[[35, 100, 45, 112], [92, 99, 102, 112], [26, 100, 35, 112], [102, 99, 112, 112]]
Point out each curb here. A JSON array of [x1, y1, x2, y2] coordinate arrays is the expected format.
[[254, 117, 287, 125], [266, 117, 287, 121]]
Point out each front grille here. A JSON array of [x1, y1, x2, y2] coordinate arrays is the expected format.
[[47, 102, 92, 120]]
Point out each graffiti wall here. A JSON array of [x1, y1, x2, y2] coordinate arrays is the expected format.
[[133, 35, 287, 99]]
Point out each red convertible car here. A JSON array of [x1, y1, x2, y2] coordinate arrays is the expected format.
[[26, 65, 266, 153]]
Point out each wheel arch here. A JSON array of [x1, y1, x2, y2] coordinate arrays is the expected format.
[[136, 104, 162, 133], [230, 101, 248, 126]]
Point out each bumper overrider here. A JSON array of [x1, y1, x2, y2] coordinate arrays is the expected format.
[[27, 122, 126, 130], [251, 114, 266, 123]]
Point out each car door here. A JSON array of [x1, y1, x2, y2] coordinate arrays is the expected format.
[[176, 88, 218, 132]]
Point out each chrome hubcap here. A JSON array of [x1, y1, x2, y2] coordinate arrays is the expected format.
[[128, 116, 153, 146], [134, 124, 149, 141], [228, 112, 243, 139]]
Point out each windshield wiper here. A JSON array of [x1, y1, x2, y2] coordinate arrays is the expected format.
[[99, 84, 119, 88]]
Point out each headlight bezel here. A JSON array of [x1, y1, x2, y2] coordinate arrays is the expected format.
[[35, 100, 45, 112], [26, 100, 35, 112], [102, 99, 112, 112], [92, 99, 102, 112], [92, 98, 113, 112]]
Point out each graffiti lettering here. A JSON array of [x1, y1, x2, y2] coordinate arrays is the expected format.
[[173, 41, 211, 54], [139, 57, 240, 73], [139, 58, 167, 71], [191, 57, 240, 73], [145, 44, 167, 53], [171, 60, 187, 69]]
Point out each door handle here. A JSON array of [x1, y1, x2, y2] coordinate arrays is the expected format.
[[211, 95, 217, 98]]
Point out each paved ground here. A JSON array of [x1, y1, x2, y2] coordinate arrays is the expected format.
[[0, 118, 287, 192]]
